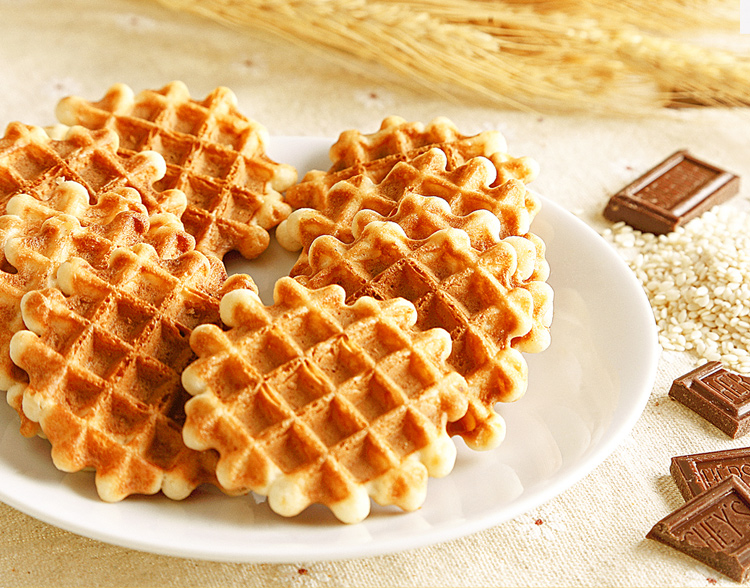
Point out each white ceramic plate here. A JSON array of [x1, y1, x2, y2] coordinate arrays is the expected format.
[[0, 137, 659, 563]]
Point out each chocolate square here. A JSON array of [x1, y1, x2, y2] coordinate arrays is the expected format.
[[603, 151, 740, 234], [672, 447, 750, 500], [648, 475, 750, 582], [669, 362, 750, 438]]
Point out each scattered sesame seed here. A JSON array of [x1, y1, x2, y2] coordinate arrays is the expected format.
[[603, 206, 750, 374]]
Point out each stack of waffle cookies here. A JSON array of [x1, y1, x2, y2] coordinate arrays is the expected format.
[[0, 84, 552, 523]]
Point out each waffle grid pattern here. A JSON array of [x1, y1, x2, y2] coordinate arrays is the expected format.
[[56, 82, 298, 259], [300, 221, 553, 449], [0, 183, 155, 429], [0, 122, 186, 215], [327, 115, 507, 172], [349, 194, 553, 353], [182, 278, 468, 523], [0, 182, 198, 407], [279, 148, 538, 277], [284, 115, 538, 234], [10, 245, 253, 501], [284, 140, 512, 220], [351, 193, 503, 252]]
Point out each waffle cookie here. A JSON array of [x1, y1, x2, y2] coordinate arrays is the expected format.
[[0, 122, 187, 217], [328, 115, 509, 172], [9, 243, 256, 501], [0, 181, 196, 434], [352, 193, 511, 256], [284, 116, 538, 219], [297, 220, 553, 450], [278, 148, 540, 277], [56, 81, 298, 259], [181, 277, 469, 523], [349, 194, 553, 353]]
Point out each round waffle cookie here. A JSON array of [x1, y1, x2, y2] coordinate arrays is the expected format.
[[283, 115, 538, 220], [56, 81, 298, 260], [277, 148, 540, 277], [0, 122, 187, 217], [328, 115, 509, 172], [0, 181, 196, 435], [181, 277, 469, 523], [10, 243, 256, 501], [298, 219, 552, 450], [349, 194, 552, 354], [352, 192, 508, 250]]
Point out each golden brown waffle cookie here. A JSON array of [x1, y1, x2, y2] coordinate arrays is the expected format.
[[181, 277, 469, 523], [328, 115, 508, 171], [350, 194, 552, 352], [9, 243, 256, 501], [0, 181, 196, 435], [0, 122, 187, 216], [297, 221, 553, 450], [284, 116, 538, 222], [352, 193, 506, 253], [56, 81, 298, 260], [278, 149, 540, 277]]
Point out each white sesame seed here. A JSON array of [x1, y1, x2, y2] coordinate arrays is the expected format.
[[602, 205, 750, 373]]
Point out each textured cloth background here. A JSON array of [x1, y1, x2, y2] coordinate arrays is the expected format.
[[1, 1, 750, 586]]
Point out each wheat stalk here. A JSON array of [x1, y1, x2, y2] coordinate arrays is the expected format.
[[423, 0, 750, 106], [497, 0, 738, 31], [151, 0, 748, 113]]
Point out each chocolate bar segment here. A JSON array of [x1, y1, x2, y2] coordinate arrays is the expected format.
[[603, 150, 740, 234], [672, 447, 750, 500], [648, 475, 750, 582], [669, 361, 750, 438]]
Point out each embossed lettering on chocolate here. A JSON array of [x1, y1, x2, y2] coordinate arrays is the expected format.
[[648, 475, 750, 582], [669, 361, 750, 438], [672, 447, 750, 500]]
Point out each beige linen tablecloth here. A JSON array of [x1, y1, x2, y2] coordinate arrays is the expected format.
[[1, 1, 750, 586]]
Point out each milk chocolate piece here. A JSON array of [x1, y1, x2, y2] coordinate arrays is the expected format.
[[603, 150, 740, 234], [669, 362, 750, 438], [647, 476, 750, 582], [672, 447, 750, 500]]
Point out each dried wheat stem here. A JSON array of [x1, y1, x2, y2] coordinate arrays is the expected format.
[[498, 0, 738, 31], [150, 0, 749, 112], [155, 0, 636, 110], [611, 29, 750, 107]]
